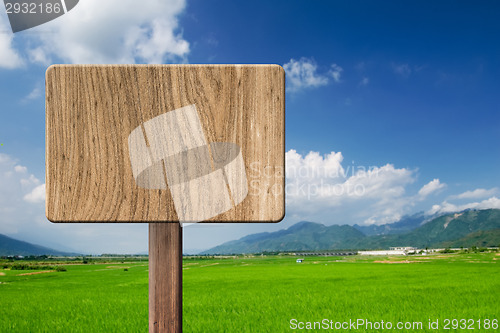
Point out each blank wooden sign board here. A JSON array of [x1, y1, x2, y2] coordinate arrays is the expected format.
[[45, 65, 285, 332]]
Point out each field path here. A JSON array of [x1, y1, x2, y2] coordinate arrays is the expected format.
[[374, 260, 412, 264], [200, 263, 219, 267], [18, 270, 56, 276]]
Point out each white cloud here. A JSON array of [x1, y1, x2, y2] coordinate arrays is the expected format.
[[450, 188, 498, 200], [283, 57, 335, 92], [355, 62, 366, 72], [284, 150, 499, 226], [285, 149, 418, 225], [418, 178, 446, 198], [427, 196, 500, 215], [0, 14, 24, 69], [22, 86, 42, 103], [14, 165, 27, 173], [359, 77, 369, 86], [0, 153, 148, 254], [20, 174, 40, 187], [329, 64, 343, 82], [24, 184, 45, 203], [428, 187, 500, 215], [0, 154, 42, 233], [392, 63, 411, 77], [28, 47, 50, 65], [25, 0, 189, 64]]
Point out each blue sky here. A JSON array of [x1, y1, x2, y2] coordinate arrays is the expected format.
[[0, 0, 499, 253]]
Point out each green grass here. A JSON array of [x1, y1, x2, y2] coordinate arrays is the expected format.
[[0, 253, 498, 332], [0, 262, 148, 332]]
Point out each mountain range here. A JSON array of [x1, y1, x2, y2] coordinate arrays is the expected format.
[[0, 234, 79, 256], [2, 209, 499, 256], [202, 209, 500, 254]]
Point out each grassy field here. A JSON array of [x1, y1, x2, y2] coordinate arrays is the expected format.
[[0, 253, 498, 332]]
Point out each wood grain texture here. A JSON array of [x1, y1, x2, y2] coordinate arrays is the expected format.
[[149, 223, 182, 333], [46, 65, 285, 222]]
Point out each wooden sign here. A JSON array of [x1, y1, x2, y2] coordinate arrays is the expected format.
[[46, 65, 285, 223], [46, 65, 285, 332]]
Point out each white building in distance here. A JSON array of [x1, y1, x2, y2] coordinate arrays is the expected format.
[[359, 247, 418, 256]]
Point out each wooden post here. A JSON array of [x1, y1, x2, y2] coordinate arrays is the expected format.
[[149, 223, 182, 333]]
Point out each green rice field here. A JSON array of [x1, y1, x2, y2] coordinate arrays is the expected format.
[[0, 253, 498, 332]]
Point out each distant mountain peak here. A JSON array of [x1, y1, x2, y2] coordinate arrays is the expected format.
[[202, 209, 500, 254], [287, 221, 323, 230], [0, 234, 79, 256]]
